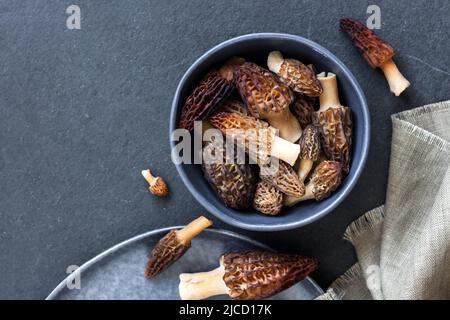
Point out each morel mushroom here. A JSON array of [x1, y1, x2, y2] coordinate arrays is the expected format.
[[145, 216, 213, 278], [297, 125, 321, 182], [234, 62, 301, 143], [253, 180, 283, 215], [284, 161, 342, 206], [220, 97, 248, 115], [260, 160, 305, 197], [209, 111, 300, 166], [314, 72, 352, 174], [291, 94, 316, 129], [202, 135, 256, 209], [268, 51, 323, 97], [178, 58, 244, 131], [340, 18, 410, 96], [179, 251, 318, 300], [141, 169, 169, 197]]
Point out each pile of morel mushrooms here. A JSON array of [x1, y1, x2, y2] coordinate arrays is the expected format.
[[145, 216, 318, 300], [179, 50, 351, 216]]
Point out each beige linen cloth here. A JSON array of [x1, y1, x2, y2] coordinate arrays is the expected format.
[[318, 100, 450, 300]]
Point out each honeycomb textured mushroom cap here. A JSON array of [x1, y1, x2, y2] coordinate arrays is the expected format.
[[222, 251, 319, 300], [234, 62, 294, 117], [314, 107, 352, 174], [220, 97, 248, 116], [202, 136, 256, 209], [209, 111, 276, 165], [310, 160, 342, 201], [299, 125, 321, 161], [179, 70, 233, 131], [291, 94, 316, 128], [144, 230, 190, 278], [260, 160, 305, 197], [268, 51, 323, 97], [145, 217, 212, 278], [253, 180, 283, 215], [340, 18, 395, 69]]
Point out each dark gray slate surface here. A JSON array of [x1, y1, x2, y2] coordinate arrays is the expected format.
[[0, 0, 449, 299]]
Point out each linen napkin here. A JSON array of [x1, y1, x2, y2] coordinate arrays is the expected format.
[[318, 100, 450, 300]]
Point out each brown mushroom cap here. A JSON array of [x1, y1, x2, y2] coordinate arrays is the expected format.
[[145, 216, 213, 278], [179, 70, 233, 131], [299, 125, 321, 161], [314, 106, 352, 174], [209, 111, 276, 165], [145, 230, 189, 278], [268, 51, 323, 97], [234, 62, 294, 117], [260, 160, 305, 197], [340, 18, 395, 69], [291, 94, 316, 128], [202, 136, 256, 209], [310, 160, 342, 201], [222, 251, 319, 300], [253, 180, 283, 215], [141, 169, 169, 197], [220, 97, 248, 116]]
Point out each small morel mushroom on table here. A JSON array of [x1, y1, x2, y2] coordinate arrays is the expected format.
[[209, 111, 300, 166], [284, 160, 342, 206], [179, 251, 318, 300], [260, 160, 305, 197], [202, 135, 256, 210], [141, 169, 169, 197], [267, 51, 323, 97], [297, 125, 321, 182], [340, 18, 410, 96], [144, 216, 213, 278], [253, 180, 283, 216], [234, 62, 301, 143], [178, 57, 245, 131], [313, 72, 352, 174]]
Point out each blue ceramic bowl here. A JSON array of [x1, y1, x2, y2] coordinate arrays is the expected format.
[[170, 33, 370, 231]]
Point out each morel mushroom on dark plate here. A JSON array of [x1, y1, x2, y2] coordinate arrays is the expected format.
[[202, 134, 256, 210], [179, 251, 318, 300], [267, 51, 323, 97], [314, 72, 352, 174], [144, 216, 213, 278], [209, 111, 300, 166], [178, 58, 245, 131], [340, 18, 410, 96], [234, 62, 301, 143], [284, 160, 342, 206]]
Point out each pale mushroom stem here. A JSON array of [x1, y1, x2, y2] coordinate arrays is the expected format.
[[317, 72, 341, 112], [267, 51, 284, 73], [380, 59, 410, 96], [141, 169, 156, 185], [283, 183, 315, 206], [270, 136, 301, 166], [267, 112, 302, 143], [179, 264, 229, 300], [176, 216, 213, 245], [298, 159, 313, 182]]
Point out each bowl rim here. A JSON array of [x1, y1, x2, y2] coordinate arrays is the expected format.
[[169, 33, 370, 231]]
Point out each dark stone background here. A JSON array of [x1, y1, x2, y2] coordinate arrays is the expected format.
[[0, 0, 449, 299]]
